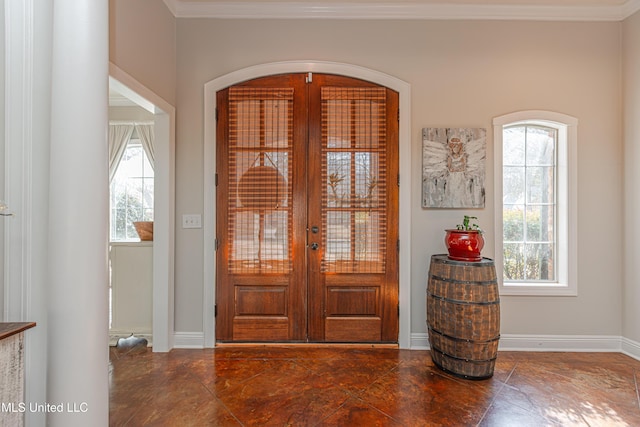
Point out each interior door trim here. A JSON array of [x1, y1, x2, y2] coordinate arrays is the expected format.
[[204, 61, 412, 348]]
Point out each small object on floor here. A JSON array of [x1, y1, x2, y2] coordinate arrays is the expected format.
[[116, 335, 148, 349]]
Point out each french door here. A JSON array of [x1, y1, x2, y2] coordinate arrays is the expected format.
[[216, 73, 399, 343]]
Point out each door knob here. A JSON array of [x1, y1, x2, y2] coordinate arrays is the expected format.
[[310, 242, 319, 250]]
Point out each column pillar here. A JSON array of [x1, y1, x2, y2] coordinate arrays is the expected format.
[[48, 0, 109, 425]]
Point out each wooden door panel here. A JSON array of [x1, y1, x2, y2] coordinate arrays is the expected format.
[[325, 286, 379, 316], [232, 278, 289, 340], [233, 317, 290, 341], [235, 285, 288, 316], [323, 278, 384, 342], [325, 318, 382, 342]]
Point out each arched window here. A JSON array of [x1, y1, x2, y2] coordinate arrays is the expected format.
[[493, 111, 577, 296]]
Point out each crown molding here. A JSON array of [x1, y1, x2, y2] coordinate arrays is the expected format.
[[162, 0, 640, 21], [162, 0, 178, 16]]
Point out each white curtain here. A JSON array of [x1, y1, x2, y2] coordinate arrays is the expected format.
[[109, 124, 134, 182], [135, 124, 155, 169]]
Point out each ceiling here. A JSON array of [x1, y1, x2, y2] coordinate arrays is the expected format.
[[162, 0, 640, 20], [109, 88, 137, 107]]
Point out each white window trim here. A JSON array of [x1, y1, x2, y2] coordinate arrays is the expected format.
[[493, 110, 578, 296]]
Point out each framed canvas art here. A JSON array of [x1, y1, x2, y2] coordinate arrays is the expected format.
[[422, 127, 486, 208]]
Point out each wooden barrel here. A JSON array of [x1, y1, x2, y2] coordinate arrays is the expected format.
[[426, 254, 500, 379]]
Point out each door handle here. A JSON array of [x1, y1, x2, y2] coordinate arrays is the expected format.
[[310, 242, 319, 250]]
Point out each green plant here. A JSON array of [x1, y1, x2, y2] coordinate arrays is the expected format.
[[456, 215, 482, 233]]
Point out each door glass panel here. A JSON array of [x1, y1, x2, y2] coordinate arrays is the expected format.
[[325, 211, 352, 264], [227, 88, 293, 274], [326, 152, 352, 207], [321, 87, 387, 274]]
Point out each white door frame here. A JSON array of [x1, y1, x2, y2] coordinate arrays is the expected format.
[[109, 63, 176, 352], [203, 61, 412, 348]]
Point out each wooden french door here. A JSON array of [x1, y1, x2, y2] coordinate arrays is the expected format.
[[216, 73, 399, 343]]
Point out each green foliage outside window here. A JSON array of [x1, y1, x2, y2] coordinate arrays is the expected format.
[[503, 208, 554, 281], [112, 191, 144, 241]]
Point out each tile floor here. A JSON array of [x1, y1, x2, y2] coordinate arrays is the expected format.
[[109, 344, 640, 426]]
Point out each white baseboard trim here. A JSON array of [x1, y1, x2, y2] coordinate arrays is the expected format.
[[410, 333, 430, 350], [621, 337, 640, 361], [411, 332, 640, 360], [167, 332, 640, 360], [174, 332, 205, 349], [498, 334, 621, 352]]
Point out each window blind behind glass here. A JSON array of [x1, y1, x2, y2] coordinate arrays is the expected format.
[[321, 87, 388, 274], [227, 87, 294, 274]]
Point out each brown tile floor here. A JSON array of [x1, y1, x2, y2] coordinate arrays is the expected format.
[[109, 344, 640, 426]]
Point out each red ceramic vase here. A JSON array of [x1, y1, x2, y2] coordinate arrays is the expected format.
[[444, 229, 484, 262]]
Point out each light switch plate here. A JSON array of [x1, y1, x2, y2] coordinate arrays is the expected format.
[[182, 214, 202, 229]]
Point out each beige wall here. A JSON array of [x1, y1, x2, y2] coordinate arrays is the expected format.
[[0, 0, 4, 317], [175, 18, 623, 336], [109, 0, 176, 106], [623, 12, 640, 343]]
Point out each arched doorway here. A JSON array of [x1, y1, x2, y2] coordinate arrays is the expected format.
[[203, 61, 412, 348]]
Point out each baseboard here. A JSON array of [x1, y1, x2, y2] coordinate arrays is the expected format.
[[621, 337, 640, 361], [498, 334, 623, 352], [167, 332, 639, 360], [411, 332, 632, 355], [410, 333, 430, 350], [173, 331, 205, 349]]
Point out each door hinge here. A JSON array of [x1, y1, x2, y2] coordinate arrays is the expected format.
[[215, 239, 220, 251], [215, 173, 219, 186], [397, 174, 400, 186], [397, 239, 400, 252], [398, 304, 400, 317], [305, 72, 313, 83], [215, 107, 218, 122], [397, 109, 400, 122], [215, 304, 218, 317]]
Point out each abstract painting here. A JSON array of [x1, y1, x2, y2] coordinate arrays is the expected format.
[[422, 127, 486, 208]]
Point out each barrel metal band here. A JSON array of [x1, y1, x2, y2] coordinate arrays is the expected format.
[[430, 274, 497, 286], [428, 326, 500, 344], [427, 291, 500, 306], [430, 345, 498, 364]]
